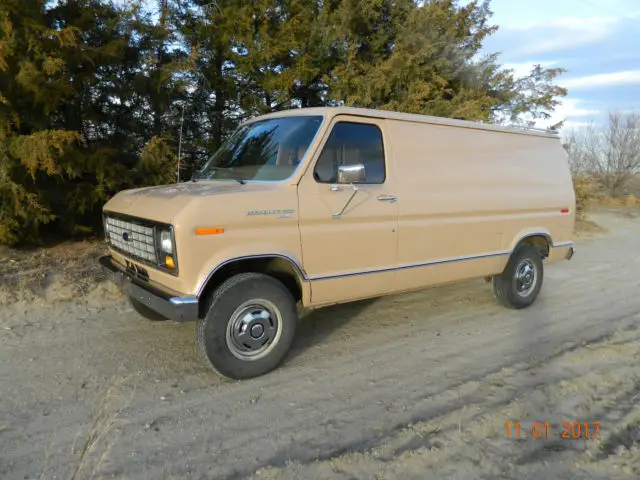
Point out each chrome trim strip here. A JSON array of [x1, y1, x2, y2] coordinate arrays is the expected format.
[[512, 232, 552, 249], [196, 254, 309, 297], [309, 250, 512, 281], [552, 241, 574, 248], [197, 240, 576, 290], [169, 296, 198, 305]]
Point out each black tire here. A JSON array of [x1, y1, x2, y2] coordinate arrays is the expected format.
[[129, 296, 168, 321], [492, 244, 544, 309], [196, 273, 297, 380]]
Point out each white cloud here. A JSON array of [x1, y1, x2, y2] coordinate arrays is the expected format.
[[562, 120, 593, 130], [502, 60, 560, 78], [561, 70, 640, 89], [509, 18, 617, 56], [533, 98, 601, 130], [556, 98, 601, 118], [504, 16, 618, 31]]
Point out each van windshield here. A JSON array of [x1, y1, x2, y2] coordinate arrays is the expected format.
[[197, 115, 323, 182]]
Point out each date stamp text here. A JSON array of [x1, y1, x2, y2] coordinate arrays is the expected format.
[[505, 421, 600, 440]]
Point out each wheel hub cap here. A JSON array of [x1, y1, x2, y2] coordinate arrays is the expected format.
[[515, 259, 537, 296], [250, 323, 264, 338], [226, 300, 281, 360]]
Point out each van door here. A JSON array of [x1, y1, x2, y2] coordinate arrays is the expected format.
[[298, 116, 399, 305]]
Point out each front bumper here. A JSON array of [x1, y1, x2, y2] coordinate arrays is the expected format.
[[99, 255, 199, 322]]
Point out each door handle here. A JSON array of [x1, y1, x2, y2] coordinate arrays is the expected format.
[[377, 194, 397, 203]]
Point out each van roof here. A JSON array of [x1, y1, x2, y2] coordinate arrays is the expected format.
[[245, 106, 561, 139]]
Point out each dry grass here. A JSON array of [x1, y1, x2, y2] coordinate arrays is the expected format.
[[574, 217, 608, 237], [626, 174, 640, 198], [572, 173, 640, 234], [573, 172, 640, 213], [68, 375, 135, 480], [573, 174, 603, 219], [597, 194, 639, 207], [0, 240, 116, 306]]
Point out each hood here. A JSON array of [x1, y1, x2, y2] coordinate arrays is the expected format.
[[103, 180, 280, 223]]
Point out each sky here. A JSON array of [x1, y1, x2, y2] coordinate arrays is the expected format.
[[471, 0, 640, 130]]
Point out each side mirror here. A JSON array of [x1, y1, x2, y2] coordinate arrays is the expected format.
[[337, 164, 365, 184]]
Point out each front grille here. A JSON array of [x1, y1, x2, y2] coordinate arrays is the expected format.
[[105, 215, 158, 264]]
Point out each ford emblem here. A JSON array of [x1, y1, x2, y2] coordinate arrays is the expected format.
[[122, 232, 130, 241]]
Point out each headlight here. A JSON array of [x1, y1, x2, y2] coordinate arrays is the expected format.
[[160, 230, 173, 254]]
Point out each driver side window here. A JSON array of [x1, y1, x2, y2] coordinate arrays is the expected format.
[[313, 121, 386, 184]]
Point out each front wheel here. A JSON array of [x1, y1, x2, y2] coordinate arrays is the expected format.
[[492, 244, 544, 309], [196, 273, 297, 380]]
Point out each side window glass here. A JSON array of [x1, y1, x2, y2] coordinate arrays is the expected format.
[[313, 122, 386, 184]]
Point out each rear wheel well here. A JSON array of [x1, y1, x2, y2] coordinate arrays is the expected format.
[[198, 257, 303, 318], [516, 235, 551, 258]]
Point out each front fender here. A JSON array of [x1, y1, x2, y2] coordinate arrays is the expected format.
[[194, 243, 308, 298]]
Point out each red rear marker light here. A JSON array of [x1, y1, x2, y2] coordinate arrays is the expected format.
[[561, 209, 569, 214]]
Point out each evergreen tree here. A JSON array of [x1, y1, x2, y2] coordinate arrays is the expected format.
[[0, 0, 570, 246], [0, 0, 181, 244], [326, 0, 566, 123]]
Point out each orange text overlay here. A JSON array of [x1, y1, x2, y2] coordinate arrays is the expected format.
[[505, 421, 600, 440]]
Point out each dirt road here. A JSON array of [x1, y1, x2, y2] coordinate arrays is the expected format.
[[1, 208, 639, 480]]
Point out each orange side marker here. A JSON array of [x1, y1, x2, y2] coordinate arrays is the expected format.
[[195, 227, 225, 236]]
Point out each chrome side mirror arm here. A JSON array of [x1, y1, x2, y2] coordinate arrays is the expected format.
[[331, 183, 359, 219]]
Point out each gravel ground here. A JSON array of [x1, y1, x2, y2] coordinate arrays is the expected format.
[[1, 208, 639, 480]]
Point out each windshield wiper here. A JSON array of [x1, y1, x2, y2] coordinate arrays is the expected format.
[[198, 166, 246, 184]]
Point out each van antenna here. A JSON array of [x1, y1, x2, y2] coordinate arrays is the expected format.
[[177, 101, 185, 183]]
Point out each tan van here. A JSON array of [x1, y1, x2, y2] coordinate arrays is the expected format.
[[100, 107, 576, 379]]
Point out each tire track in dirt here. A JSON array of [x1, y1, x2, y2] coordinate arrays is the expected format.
[[81, 298, 640, 479], [249, 323, 640, 480]]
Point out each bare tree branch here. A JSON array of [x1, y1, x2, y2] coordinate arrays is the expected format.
[[563, 110, 640, 195]]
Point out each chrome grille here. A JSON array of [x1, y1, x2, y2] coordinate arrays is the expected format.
[[105, 215, 157, 264]]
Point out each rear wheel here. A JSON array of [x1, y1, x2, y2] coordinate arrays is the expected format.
[[492, 244, 544, 309], [129, 296, 167, 321], [196, 272, 297, 380]]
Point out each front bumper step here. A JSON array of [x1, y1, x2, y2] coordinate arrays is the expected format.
[[99, 255, 199, 322]]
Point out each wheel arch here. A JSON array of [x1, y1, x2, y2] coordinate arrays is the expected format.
[[196, 254, 309, 318], [510, 230, 553, 259]]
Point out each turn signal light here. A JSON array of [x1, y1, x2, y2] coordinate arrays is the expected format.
[[165, 256, 175, 269], [195, 227, 224, 236]]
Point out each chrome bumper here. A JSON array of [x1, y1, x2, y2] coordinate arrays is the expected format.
[[99, 255, 199, 322]]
